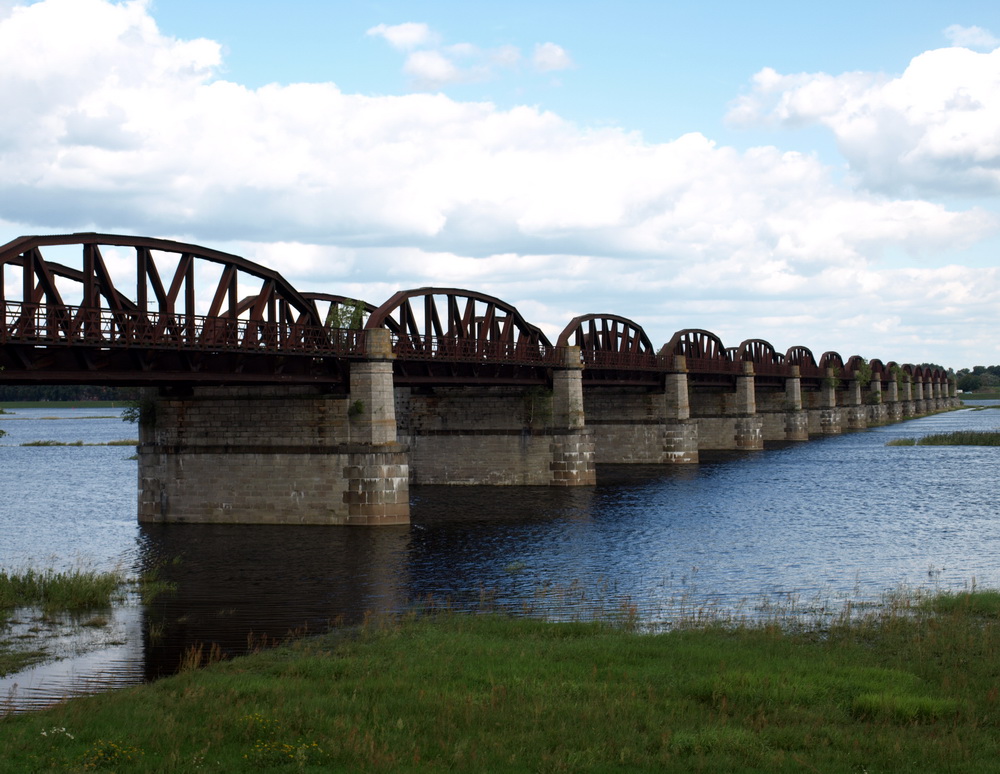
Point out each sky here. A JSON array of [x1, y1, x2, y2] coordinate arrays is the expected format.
[[2, 0, 1000, 369]]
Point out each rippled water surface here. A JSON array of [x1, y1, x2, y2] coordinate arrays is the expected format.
[[2, 403, 999, 710]]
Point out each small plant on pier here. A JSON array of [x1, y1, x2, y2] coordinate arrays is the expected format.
[[523, 386, 552, 428], [854, 357, 873, 388], [325, 298, 367, 330], [120, 393, 156, 427]]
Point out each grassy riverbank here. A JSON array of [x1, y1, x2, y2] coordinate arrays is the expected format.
[[960, 391, 1000, 401], [0, 568, 127, 677], [887, 430, 1000, 446], [2, 590, 1000, 772]]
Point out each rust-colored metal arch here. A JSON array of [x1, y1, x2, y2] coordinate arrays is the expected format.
[[366, 287, 553, 368], [0, 233, 357, 384], [785, 346, 822, 378], [667, 329, 730, 364], [736, 339, 784, 376], [844, 355, 870, 376], [557, 313, 657, 370], [819, 351, 845, 377], [666, 329, 740, 382]]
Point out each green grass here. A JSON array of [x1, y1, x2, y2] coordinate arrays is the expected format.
[[2, 591, 1000, 771], [887, 430, 1000, 446], [0, 645, 47, 677], [0, 568, 125, 614]]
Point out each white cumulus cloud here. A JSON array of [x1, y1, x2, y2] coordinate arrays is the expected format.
[[533, 42, 574, 72], [1, 0, 998, 367], [944, 23, 999, 50], [728, 46, 1000, 197], [403, 50, 464, 88], [367, 21, 573, 91], [366, 22, 437, 51]]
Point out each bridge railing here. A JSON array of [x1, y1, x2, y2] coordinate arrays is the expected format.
[[746, 360, 787, 377], [684, 356, 743, 375], [389, 333, 558, 365], [580, 350, 663, 370], [0, 302, 365, 357]]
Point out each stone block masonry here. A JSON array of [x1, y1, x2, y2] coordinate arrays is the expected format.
[[396, 387, 596, 486], [137, 385, 409, 526], [138, 329, 410, 526], [135, 330, 960, 525]]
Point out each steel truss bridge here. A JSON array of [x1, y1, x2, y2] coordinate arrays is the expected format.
[[0, 234, 949, 392]]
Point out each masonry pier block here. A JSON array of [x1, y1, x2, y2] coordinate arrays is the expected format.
[[395, 346, 595, 486], [584, 358, 698, 464], [138, 329, 410, 526], [691, 362, 764, 450]]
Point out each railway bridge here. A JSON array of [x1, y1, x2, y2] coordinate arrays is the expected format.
[[0, 234, 957, 525]]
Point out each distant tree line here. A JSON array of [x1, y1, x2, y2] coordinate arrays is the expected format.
[[0, 385, 139, 402], [955, 366, 1000, 392]]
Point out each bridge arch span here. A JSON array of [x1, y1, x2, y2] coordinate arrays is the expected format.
[[557, 314, 658, 370], [666, 329, 735, 371], [785, 346, 822, 378], [844, 355, 871, 377], [365, 287, 553, 366], [819, 351, 845, 378], [0, 233, 341, 356], [735, 338, 784, 376]]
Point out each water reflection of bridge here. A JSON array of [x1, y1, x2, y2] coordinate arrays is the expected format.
[[1, 234, 957, 525]]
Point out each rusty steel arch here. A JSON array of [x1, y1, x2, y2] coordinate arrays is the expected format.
[[557, 314, 658, 370], [819, 351, 845, 379], [667, 329, 732, 366], [785, 345, 822, 378], [844, 355, 870, 378], [735, 339, 785, 377], [666, 329, 740, 385], [0, 233, 359, 384], [365, 288, 555, 383], [904, 364, 926, 382]]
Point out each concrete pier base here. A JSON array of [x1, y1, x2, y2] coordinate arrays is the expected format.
[[137, 385, 410, 525]]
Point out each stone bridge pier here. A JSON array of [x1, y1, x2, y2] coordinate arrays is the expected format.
[[692, 362, 764, 451], [582, 356, 698, 464], [757, 366, 809, 442], [394, 346, 596, 487], [137, 329, 410, 526]]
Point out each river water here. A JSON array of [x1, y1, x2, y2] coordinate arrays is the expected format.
[[1, 402, 998, 711]]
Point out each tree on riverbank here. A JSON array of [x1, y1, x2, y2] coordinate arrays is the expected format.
[[0, 385, 137, 403]]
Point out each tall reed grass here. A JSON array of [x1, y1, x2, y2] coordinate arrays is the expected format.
[[0, 568, 125, 613], [886, 430, 1000, 446]]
